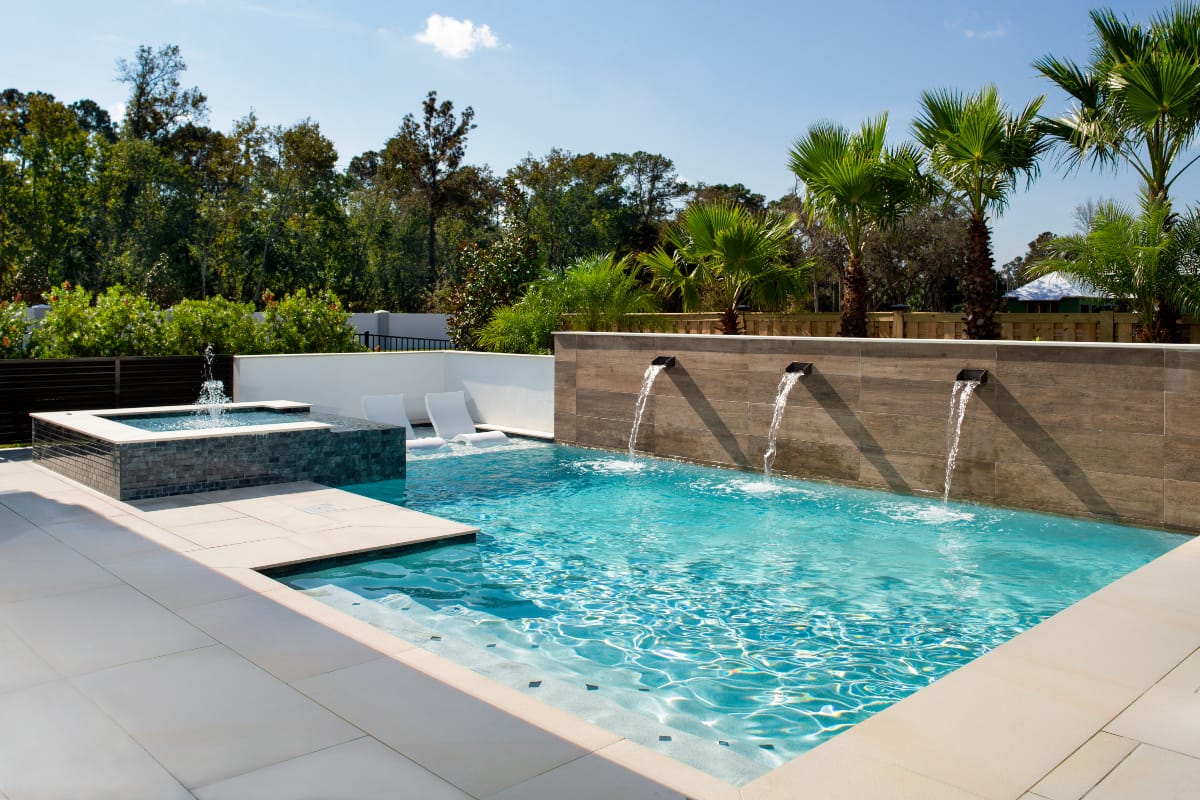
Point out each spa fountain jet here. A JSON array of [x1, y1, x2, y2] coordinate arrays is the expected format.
[[194, 344, 231, 426], [943, 368, 987, 502], [628, 356, 675, 456], [763, 362, 812, 481]]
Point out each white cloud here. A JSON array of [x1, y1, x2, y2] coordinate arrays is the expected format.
[[964, 23, 1008, 40], [415, 14, 499, 59], [109, 102, 127, 122]]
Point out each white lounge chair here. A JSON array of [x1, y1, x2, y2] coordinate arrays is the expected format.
[[425, 391, 510, 447], [361, 394, 449, 452]]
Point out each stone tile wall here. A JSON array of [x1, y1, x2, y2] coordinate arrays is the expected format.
[[33, 415, 406, 501], [555, 333, 1200, 532]]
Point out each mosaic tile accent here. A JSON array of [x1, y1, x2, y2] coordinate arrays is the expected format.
[[32, 413, 405, 500]]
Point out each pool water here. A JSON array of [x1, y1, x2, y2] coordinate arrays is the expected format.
[[108, 408, 299, 432], [277, 443, 1186, 783]]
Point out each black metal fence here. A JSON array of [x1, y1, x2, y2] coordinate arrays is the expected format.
[[357, 332, 454, 352], [0, 355, 233, 445]]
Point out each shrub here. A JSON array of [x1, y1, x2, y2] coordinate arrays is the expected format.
[[89, 286, 166, 356], [261, 288, 361, 353], [446, 228, 541, 349], [32, 283, 168, 357], [476, 289, 559, 354], [163, 297, 264, 355], [0, 299, 29, 358], [29, 282, 97, 357]]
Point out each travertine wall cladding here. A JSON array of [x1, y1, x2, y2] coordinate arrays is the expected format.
[[554, 333, 1200, 532]]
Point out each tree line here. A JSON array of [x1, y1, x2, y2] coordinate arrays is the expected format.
[[0, 43, 974, 321], [4, 3, 1200, 346]]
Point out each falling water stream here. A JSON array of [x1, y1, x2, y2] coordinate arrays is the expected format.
[[942, 379, 981, 502], [628, 364, 667, 456], [762, 371, 803, 481], [194, 344, 231, 425]]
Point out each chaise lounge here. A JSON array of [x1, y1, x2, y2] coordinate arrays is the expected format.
[[360, 394, 449, 452], [425, 391, 510, 447]]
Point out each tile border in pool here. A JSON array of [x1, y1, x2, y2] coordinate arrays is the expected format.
[[6, 457, 1200, 798]]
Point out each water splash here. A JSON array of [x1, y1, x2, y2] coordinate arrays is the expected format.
[[763, 371, 803, 481], [628, 364, 667, 456], [194, 344, 230, 426], [942, 379, 980, 502]]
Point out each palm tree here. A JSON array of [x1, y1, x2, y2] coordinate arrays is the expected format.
[[913, 87, 1049, 339], [1034, 4, 1200, 207], [788, 114, 924, 337], [637, 201, 801, 334], [1034, 199, 1200, 342]]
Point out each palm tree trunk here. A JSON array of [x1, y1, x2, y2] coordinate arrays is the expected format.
[[719, 306, 742, 335], [1142, 298, 1180, 343], [963, 216, 999, 340], [838, 251, 868, 337]]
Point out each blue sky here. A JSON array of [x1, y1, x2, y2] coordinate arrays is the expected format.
[[5, 0, 1197, 264]]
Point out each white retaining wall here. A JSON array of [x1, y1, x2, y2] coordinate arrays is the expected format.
[[233, 351, 554, 436]]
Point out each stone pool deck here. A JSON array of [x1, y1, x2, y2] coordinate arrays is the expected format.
[[1, 447, 1198, 799]]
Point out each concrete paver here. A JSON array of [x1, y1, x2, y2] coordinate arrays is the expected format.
[[1, 454, 1199, 798]]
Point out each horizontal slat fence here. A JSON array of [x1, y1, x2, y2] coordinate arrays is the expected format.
[[0, 355, 233, 445], [614, 311, 1200, 343]]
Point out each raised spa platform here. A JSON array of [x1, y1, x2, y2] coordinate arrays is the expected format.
[[30, 401, 406, 500]]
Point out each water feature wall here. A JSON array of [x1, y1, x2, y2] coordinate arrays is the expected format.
[[554, 333, 1200, 532]]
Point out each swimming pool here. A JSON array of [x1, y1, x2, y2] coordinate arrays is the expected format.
[[275, 442, 1186, 783]]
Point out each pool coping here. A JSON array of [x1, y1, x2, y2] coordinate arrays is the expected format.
[[30, 400, 320, 444], [2, 452, 1198, 798]]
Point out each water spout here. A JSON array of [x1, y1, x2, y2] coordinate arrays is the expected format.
[[194, 344, 230, 426], [943, 370, 985, 502], [628, 358, 674, 456], [763, 364, 811, 480]]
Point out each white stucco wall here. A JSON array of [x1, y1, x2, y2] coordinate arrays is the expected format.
[[443, 352, 556, 435], [233, 351, 554, 435]]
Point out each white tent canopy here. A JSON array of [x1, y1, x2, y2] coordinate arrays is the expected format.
[[1003, 271, 1106, 302]]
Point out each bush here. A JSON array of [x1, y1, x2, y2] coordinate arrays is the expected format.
[[32, 283, 167, 357], [261, 288, 362, 353], [29, 282, 100, 357], [163, 297, 264, 355], [476, 290, 559, 354], [446, 228, 541, 349], [27, 283, 361, 357], [0, 299, 29, 358], [89, 286, 166, 356]]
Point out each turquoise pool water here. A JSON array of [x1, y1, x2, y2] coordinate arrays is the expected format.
[[277, 443, 1186, 783], [109, 408, 298, 432]]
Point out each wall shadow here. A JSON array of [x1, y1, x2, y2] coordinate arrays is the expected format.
[[665, 368, 751, 468], [802, 370, 911, 493], [981, 384, 1116, 518]]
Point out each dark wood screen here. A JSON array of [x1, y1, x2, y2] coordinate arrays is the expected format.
[[0, 355, 234, 445]]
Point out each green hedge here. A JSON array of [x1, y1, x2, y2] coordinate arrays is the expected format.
[[3, 283, 363, 358]]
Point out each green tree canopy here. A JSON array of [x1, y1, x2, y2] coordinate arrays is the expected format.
[[639, 201, 802, 334], [789, 113, 924, 336], [1035, 199, 1200, 342], [913, 86, 1049, 338], [1035, 3, 1200, 206]]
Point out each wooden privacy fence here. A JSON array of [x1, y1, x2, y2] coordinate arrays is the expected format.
[[0, 355, 233, 445], [617, 311, 1200, 343]]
